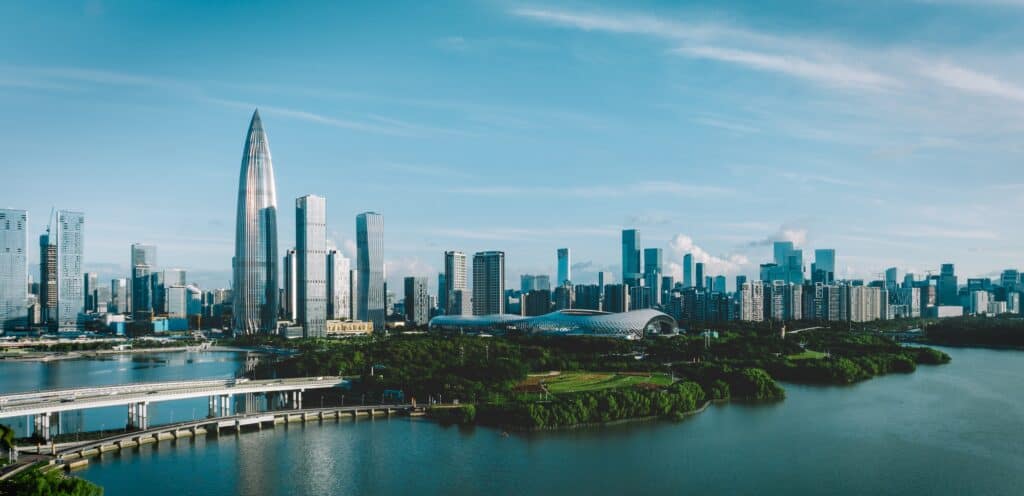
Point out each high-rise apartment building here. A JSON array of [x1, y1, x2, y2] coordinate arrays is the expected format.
[[356, 212, 384, 331], [444, 251, 470, 316], [740, 281, 764, 322], [472, 251, 505, 315], [404, 276, 430, 326]]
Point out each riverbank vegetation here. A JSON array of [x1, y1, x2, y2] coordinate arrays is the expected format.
[[253, 325, 947, 429], [921, 316, 1024, 347], [0, 465, 102, 496]]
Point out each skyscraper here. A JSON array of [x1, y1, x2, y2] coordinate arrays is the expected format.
[[0, 209, 27, 330], [356, 212, 384, 331], [939, 263, 957, 306], [621, 229, 642, 288], [54, 210, 84, 329], [39, 229, 57, 325], [130, 243, 157, 317], [83, 272, 98, 311], [643, 248, 663, 306], [473, 251, 505, 315], [557, 248, 571, 286], [682, 253, 693, 288], [296, 195, 327, 338], [327, 249, 351, 320], [282, 248, 297, 321], [404, 276, 430, 326], [232, 110, 279, 335], [110, 278, 127, 315], [812, 249, 835, 284], [444, 251, 470, 316], [695, 262, 705, 290], [773, 241, 794, 266]]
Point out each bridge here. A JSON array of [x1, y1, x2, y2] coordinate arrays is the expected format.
[[0, 376, 350, 439]]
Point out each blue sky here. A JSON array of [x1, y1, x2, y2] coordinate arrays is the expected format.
[[2, 0, 1022, 292]]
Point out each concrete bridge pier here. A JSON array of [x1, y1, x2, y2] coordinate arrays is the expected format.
[[33, 412, 52, 440], [208, 396, 216, 418]]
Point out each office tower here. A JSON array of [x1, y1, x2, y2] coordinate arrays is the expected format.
[[437, 273, 446, 313], [1000, 269, 1019, 291], [736, 275, 747, 291], [574, 284, 601, 311], [444, 251, 470, 316], [327, 250, 351, 320], [404, 276, 430, 326], [621, 229, 642, 288], [713, 275, 727, 294], [773, 241, 794, 266], [938, 263, 957, 306], [554, 285, 574, 310], [130, 243, 156, 317], [903, 273, 915, 289], [557, 248, 571, 286], [83, 272, 98, 312], [643, 248, 663, 306], [165, 268, 186, 287], [695, 262, 705, 290], [683, 253, 693, 288], [296, 195, 327, 338], [598, 271, 612, 288], [784, 249, 804, 285], [521, 289, 551, 316], [603, 284, 629, 313], [811, 249, 835, 284], [43, 210, 84, 329], [110, 278, 127, 314], [149, 271, 166, 315], [233, 110, 279, 335], [472, 251, 505, 315], [740, 281, 764, 321], [356, 212, 384, 331], [348, 269, 359, 320], [533, 275, 551, 292], [661, 275, 674, 305], [282, 248, 297, 321], [165, 286, 188, 318], [885, 267, 898, 291], [520, 274, 536, 294], [39, 229, 57, 325], [0, 209, 27, 330]]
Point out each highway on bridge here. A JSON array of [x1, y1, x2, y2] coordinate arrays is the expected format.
[[0, 376, 348, 419]]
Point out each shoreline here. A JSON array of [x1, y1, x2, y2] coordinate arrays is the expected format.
[[0, 346, 264, 363]]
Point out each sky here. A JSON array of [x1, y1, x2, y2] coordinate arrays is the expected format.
[[2, 0, 1022, 293]]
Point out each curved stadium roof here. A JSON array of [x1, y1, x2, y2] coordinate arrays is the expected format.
[[428, 309, 676, 340]]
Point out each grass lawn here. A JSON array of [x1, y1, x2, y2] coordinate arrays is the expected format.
[[787, 350, 827, 360], [526, 371, 674, 394]]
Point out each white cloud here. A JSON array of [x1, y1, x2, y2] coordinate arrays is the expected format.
[[443, 181, 733, 198], [919, 62, 1024, 103], [673, 45, 898, 91], [667, 233, 750, 277]]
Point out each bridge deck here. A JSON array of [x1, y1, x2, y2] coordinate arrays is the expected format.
[[0, 377, 348, 418]]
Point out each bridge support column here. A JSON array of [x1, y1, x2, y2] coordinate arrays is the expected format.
[[138, 402, 149, 430], [34, 412, 51, 441], [297, 390, 303, 409], [128, 403, 136, 429], [208, 396, 216, 418]]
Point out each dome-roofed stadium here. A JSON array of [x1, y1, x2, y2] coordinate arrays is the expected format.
[[428, 309, 677, 340]]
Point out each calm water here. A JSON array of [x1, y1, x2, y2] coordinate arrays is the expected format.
[[0, 351, 248, 436], [24, 347, 1024, 495]]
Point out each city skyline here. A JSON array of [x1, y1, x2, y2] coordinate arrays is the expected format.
[[3, 2, 1023, 292]]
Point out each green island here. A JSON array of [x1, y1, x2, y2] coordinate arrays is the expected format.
[[250, 323, 951, 430]]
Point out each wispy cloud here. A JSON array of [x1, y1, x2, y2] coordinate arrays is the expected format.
[[691, 116, 761, 134], [919, 62, 1024, 103], [443, 181, 733, 198], [673, 45, 899, 90]]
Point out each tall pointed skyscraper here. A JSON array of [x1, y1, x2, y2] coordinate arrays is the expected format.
[[232, 110, 279, 334]]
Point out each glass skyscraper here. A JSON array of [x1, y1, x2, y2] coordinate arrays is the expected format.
[[356, 211, 384, 331], [621, 229, 641, 288], [296, 195, 327, 337], [0, 209, 28, 330], [232, 109, 279, 334], [444, 250, 469, 316], [682, 253, 693, 288], [55, 210, 84, 329], [643, 247, 663, 307], [557, 248, 571, 286], [812, 248, 835, 284]]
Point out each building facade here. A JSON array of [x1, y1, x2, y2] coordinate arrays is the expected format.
[[473, 251, 505, 315], [232, 110, 279, 334], [296, 195, 327, 337], [356, 211, 384, 331], [0, 209, 27, 330]]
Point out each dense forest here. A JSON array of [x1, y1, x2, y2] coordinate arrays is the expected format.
[[923, 316, 1024, 347], [252, 325, 949, 429]]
